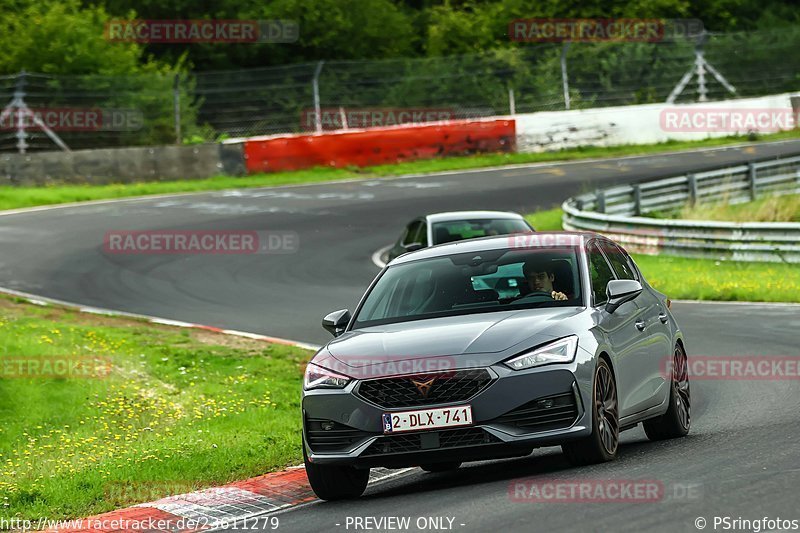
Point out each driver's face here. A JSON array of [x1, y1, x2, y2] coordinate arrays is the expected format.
[[527, 271, 554, 292]]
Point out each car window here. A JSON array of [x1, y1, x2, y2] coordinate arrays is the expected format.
[[601, 241, 638, 281], [354, 248, 582, 328], [418, 222, 428, 247], [587, 241, 616, 306], [402, 221, 423, 246], [472, 256, 580, 300], [431, 218, 531, 245]]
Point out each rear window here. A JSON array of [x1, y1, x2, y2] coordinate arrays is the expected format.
[[431, 218, 531, 245]]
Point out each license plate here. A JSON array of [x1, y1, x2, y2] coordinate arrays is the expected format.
[[382, 405, 473, 434]]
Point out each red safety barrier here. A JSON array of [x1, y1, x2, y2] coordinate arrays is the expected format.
[[243, 119, 516, 173]]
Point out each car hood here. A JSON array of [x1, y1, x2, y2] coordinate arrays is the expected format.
[[325, 307, 586, 370]]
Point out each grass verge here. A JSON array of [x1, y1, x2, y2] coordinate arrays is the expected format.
[[525, 208, 800, 303], [655, 193, 800, 223], [0, 295, 312, 520], [2, 129, 800, 212]]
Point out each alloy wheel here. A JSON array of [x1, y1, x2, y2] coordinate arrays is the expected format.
[[596, 363, 619, 455], [673, 345, 691, 430]]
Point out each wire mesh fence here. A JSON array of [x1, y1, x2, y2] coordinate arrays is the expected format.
[[1, 27, 799, 152]]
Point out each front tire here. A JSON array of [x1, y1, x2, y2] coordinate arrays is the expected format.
[[562, 358, 619, 466], [303, 439, 369, 500], [643, 343, 690, 441]]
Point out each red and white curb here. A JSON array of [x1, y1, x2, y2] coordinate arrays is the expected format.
[[0, 287, 419, 530], [0, 286, 321, 352], [48, 467, 413, 532]]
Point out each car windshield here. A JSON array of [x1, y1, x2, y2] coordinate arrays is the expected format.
[[354, 248, 582, 328], [431, 218, 531, 245]]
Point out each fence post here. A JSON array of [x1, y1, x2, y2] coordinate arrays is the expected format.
[[561, 43, 571, 110], [633, 184, 642, 216], [695, 48, 707, 103], [595, 189, 606, 213], [15, 71, 28, 154], [508, 88, 516, 116], [0, 70, 69, 153], [173, 74, 181, 145], [748, 162, 757, 200], [687, 174, 698, 206], [312, 61, 325, 134]]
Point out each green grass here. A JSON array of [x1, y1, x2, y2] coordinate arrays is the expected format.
[[525, 208, 800, 303], [0, 296, 313, 519], [2, 129, 800, 212], [656, 193, 800, 223]]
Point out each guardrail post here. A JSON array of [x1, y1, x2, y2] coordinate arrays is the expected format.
[[596, 190, 606, 214], [633, 185, 642, 216], [748, 162, 757, 200], [687, 174, 698, 206]]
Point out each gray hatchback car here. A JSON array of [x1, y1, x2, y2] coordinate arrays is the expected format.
[[302, 232, 690, 500]]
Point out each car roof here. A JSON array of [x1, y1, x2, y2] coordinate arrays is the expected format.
[[388, 231, 604, 266], [423, 211, 526, 224]]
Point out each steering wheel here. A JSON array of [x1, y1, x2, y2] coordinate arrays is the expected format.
[[511, 290, 553, 304]]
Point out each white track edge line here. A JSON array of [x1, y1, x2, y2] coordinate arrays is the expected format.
[[371, 244, 392, 269], [0, 286, 321, 351]]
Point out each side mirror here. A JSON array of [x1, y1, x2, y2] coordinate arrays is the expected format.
[[605, 280, 643, 313], [322, 309, 351, 337], [403, 242, 424, 253]]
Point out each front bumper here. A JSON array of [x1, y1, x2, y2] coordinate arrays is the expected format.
[[302, 363, 593, 468]]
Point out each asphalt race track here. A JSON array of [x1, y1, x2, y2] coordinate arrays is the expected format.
[[261, 301, 800, 533], [2, 140, 800, 532]]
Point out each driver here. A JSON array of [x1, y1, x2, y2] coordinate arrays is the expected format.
[[522, 258, 568, 301]]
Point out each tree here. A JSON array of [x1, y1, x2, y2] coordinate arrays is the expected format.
[[0, 0, 167, 75]]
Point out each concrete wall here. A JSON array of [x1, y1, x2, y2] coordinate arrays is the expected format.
[[4, 91, 799, 185], [1, 143, 246, 186], [515, 92, 800, 153]]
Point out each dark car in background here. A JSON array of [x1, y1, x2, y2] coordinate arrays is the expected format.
[[386, 211, 534, 262], [302, 232, 690, 500]]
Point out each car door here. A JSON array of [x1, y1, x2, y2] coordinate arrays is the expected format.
[[587, 240, 652, 418], [602, 240, 671, 408]]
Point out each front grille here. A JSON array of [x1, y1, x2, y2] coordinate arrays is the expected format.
[[362, 427, 498, 456], [356, 368, 492, 408], [494, 392, 579, 433], [305, 419, 372, 452]]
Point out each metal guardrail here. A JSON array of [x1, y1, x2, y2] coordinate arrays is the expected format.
[[562, 155, 800, 263]]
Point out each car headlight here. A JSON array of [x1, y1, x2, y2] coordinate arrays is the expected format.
[[303, 362, 351, 390], [504, 336, 578, 370]]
